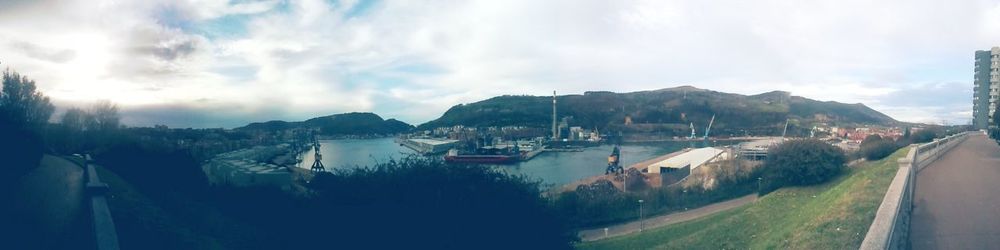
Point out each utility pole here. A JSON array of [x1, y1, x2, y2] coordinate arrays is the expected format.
[[623, 170, 627, 193]]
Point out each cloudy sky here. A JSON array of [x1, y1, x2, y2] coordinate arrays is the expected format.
[[1, 0, 998, 128]]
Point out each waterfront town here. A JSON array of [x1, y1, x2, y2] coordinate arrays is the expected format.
[[7, 1, 998, 249], [197, 107, 919, 195]]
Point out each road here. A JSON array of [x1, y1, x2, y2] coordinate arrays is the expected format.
[[911, 133, 1000, 249], [578, 194, 757, 241]]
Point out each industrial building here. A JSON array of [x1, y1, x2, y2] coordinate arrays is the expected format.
[[645, 147, 728, 186], [973, 47, 1000, 130], [400, 138, 460, 154], [202, 145, 293, 188], [737, 138, 786, 160], [204, 159, 291, 188], [645, 147, 728, 174]]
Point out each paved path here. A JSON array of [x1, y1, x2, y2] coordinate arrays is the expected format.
[[578, 194, 757, 241], [12, 155, 87, 249], [911, 133, 1000, 249]]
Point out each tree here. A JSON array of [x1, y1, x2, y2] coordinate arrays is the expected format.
[[0, 69, 49, 191], [60, 107, 88, 131], [992, 114, 1000, 140], [0, 69, 54, 130], [89, 100, 120, 131], [761, 139, 846, 194]]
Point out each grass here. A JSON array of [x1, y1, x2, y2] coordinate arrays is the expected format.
[[95, 166, 225, 249], [577, 147, 909, 249]]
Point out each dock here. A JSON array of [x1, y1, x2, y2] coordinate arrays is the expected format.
[[555, 148, 693, 193], [520, 146, 546, 161]]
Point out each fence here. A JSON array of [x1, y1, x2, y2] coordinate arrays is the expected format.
[[859, 131, 973, 250]]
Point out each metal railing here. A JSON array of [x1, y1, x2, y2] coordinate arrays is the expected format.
[[860, 131, 974, 250]]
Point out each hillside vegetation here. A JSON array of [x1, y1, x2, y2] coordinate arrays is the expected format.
[[578, 147, 909, 249], [418, 86, 896, 136], [237, 112, 413, 135]]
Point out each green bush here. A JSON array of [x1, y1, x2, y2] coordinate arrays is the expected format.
[[859, 135, 900, 161], [761, 139, 846, 194], [911, 130, 937, 144], [551, 166, 760, 229], [304, 157, 575, 249]]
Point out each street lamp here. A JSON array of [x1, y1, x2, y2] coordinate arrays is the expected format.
[[638, 199, 644, 233]]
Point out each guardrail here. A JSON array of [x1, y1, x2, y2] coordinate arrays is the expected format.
[[860, 131, 974, 250], [80, 155, 121, 250]]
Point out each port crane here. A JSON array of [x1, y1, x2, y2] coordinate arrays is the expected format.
[[781, 118, 790, 138], [703, 114, 715, 140], [310, 137, 326, 173], [689, 123, 696, 140], [605, 145, 624, 175]]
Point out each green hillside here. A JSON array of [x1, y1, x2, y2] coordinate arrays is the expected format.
[[577, 147, 908, 249], [237, 112, 413, 136], [417, 86, 896, 136]]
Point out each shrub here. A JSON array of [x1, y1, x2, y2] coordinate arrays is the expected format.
[[911, 130, 937, 144], [0, 116, 44, 186], [95, 142, 209, 199], [761, 139, 846, 193], [551, 164, 761, 229], [859, 135, 900, 161], [307, 157, 575, 249]]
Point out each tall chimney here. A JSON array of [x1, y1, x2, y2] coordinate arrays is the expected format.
[[552, 91, 558, 140]]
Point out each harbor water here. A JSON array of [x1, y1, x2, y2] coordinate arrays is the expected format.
[[299, 138, 741, 187]]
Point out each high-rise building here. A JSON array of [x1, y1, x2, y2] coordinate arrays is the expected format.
[[973, 47, 1000, 130]]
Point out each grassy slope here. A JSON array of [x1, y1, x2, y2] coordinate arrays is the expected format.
[[578, 148, 908, 249], [95, 166, 224, 249]]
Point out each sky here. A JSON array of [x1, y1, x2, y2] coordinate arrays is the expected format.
[[1, 0, 998, 128]]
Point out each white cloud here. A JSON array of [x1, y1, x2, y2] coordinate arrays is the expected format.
[[0, 0, 996, 127]]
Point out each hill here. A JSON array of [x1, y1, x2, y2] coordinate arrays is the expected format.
[[417, 86, 897, 137], [237, 112, 413, 136]]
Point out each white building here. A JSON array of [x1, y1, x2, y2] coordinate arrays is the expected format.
[[402, 138, 460, 154], [646, 147, 727, 174]]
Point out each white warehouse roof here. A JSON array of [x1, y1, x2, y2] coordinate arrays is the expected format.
[[646, 147, 726, 173]]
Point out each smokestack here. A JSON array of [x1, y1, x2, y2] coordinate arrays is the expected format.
[[552, 91, 558, 140]]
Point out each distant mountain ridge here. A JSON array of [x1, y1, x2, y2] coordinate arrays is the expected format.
[[237, 112, 413, 136], [417, 86, 897, 136]]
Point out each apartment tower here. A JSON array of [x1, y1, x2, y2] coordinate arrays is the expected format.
[[973, 47, 1000, 130]]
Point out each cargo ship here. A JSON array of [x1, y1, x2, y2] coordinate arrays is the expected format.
[[444, 149, 517, 164]]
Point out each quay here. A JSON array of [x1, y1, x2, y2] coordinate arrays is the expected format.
[[556, 148, 693, 193]]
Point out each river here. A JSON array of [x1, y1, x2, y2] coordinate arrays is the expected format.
[[298, 138, 741, 187]]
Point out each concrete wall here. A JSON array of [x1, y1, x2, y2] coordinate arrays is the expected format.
[[77, 155, 121, 250], [660, 164, 691, 186]]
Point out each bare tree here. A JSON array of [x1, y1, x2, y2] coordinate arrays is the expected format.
[[60, 107, 87, 131], [89, 100, 119, 131]]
